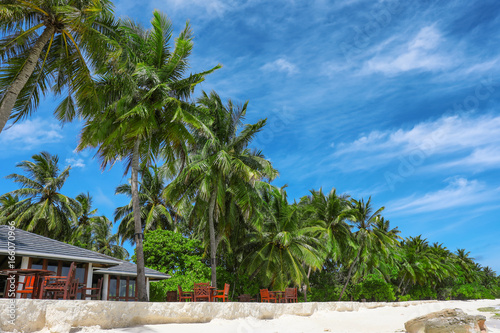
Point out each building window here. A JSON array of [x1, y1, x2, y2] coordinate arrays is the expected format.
[[108, 276, 138, 301]]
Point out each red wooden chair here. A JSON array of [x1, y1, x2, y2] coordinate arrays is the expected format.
[[178, 285, 193, 302], [260, 289, 276, 303], [284, 287, 298, 303], [213, 283, 230, 302], [79, 278, 103, 300], [16, 275, 35, 298], [42, 262, 78, 300], [193, 283, 211, 302]]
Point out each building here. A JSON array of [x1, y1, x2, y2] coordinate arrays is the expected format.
[[0, 226, 170, 300]]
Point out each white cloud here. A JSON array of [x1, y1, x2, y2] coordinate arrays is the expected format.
[[65, 158, 85, 168], [0, 118, 63, 149], [330, 113, 500, 172], [387, 177, 500, 215], [261, 58, 298, 75], [363, 25, 451, 75]]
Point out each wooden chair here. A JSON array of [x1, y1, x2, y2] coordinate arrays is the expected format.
[[284, 287, 298, 303], [165, 290, 178, 302], [42, 262, 77, 300], [260, 289, 276, 303], [16, 275, 35, 298], [193, 283, 211, 302], [79, 278, 103, 300], [178, 285, 193, 302], [213, 283, 230, 302]]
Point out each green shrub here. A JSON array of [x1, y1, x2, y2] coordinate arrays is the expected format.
[[409, 285, 437, 300], [398, 295, 412, 301], [353, 274, 395, 302], [452, 283, 495, 300]]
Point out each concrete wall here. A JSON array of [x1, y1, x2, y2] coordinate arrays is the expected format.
[[0, 299, 437, 333]]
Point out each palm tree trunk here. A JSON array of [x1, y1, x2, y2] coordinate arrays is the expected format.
[[0, 26, 55, 133], [338, 246, 362, 301], [303, 266, 312, 302], [131, 139, 147, 301], [208, 188, 217, 287]]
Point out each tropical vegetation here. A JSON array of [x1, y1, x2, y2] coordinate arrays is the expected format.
[[0, 1, 499, 303]]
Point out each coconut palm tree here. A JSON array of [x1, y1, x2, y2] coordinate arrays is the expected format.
[[78, 11, 220, 301], [300, 188, 353, 263], [244, 187, 324, 290], [90, 216, 128, 259], [165, 91, 278, 288], [338, 197, 395, 300], [0, 0, 116, 133], [115, 166, 177, 243], [1, 151, 80, 239]]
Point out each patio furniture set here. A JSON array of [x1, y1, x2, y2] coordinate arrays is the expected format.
[[1, 262, 102, 300], [169, 284, 298, 303]]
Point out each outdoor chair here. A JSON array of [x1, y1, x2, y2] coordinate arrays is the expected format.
[[284, 287, 298, 303], [260, 289, 276, 303], [193, 283, 211, 302], [79, 278, 103, 300], [213, 283, 230, 302], [16, 275, 35, 298], [42, 262, 78, 300], [165, 290, 178, 302], [178, 285, 193, 302]]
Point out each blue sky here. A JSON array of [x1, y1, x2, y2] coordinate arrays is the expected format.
[[1, 0, 500, 271]]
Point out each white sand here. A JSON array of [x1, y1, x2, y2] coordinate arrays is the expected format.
[[96, 299, 500, 333]]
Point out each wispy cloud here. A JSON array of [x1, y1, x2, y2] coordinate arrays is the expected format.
[[362, 25, 452, 75], [329, 113, 500, 172], [65, 158, 85, 169], [387, 177, 500, 215], [261, 58, 298, 75], [0, 118, 63, 150]]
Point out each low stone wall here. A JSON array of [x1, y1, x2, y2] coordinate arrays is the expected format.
[[0, 299, 436, 332]]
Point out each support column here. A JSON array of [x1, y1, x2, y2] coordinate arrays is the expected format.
[[146, 277, 150, 301], [16, 257, 30, 299], [85, 263, 93, 300], [102, 274, 109, 301]]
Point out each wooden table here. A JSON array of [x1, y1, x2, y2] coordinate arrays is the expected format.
[[0, 269, 55, 299], [270, 291, 285, 303]]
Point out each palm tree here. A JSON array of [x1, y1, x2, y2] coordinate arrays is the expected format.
[[455, 249, 477, 283], [90, 216, 128, 259], [0, 0, 116, 133], [165, 91, 278, 287], [71, 192, 99, 248], [0, 193, 20, 220], [338, 197, 394, 300], [244, 187, 324, 290], [300, 188, 353, 263], [78, 12, 220, 301], [115, 166, 177, 243], [1, 151, 80, 239]]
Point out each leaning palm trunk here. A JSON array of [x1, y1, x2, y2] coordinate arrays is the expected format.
[[0, 26, 55, 133], [208, 189, 217, 287], [131, 140, 147, 301], [338, 245, 362, 301]]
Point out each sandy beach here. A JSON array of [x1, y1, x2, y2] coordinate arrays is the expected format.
[[92, 299, 500, 333]]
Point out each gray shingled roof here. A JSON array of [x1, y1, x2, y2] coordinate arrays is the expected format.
[[93, 260, 171, 280], [0, 226, 120, 265]]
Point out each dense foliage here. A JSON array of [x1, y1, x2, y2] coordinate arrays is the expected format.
[[0, 2, 499, 303]]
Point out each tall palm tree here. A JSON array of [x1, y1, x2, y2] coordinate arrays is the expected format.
[[338, 197, 394, 300], [115, 166, 177, 243], [244, 187, 324, 290], [78, 12, 220, 301], [1, 151, 80, 239], [165, 91, 278, 287], [300, 188, 353, 263], [91, 216, 128, 259], [0, 0, 116, 133]]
